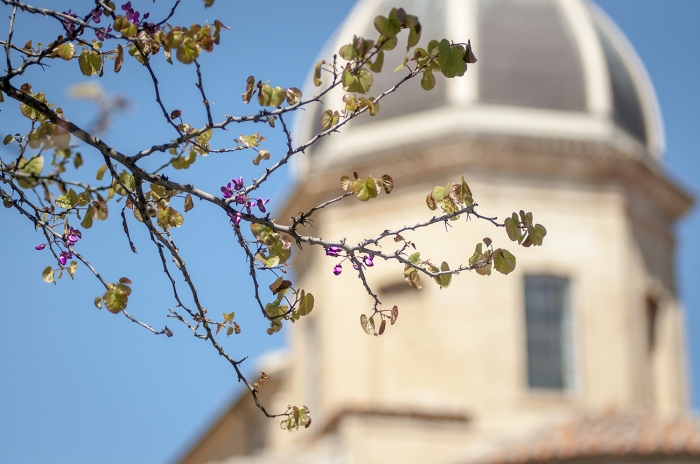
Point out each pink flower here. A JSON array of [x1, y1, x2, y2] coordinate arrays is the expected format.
[[59, 251, 73, 266], [333, 263, 342, 275]]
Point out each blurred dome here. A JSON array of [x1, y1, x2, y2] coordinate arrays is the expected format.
[[294, 0, 663, 177]]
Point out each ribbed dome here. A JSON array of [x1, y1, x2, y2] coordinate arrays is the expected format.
[[293, 0, 663, 176]]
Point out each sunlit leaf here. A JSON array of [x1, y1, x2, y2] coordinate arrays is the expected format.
[[96, 164, 107, 180], [342, 68, 373, 94], [352, 175, 378, 201], [176, 37, 200, 64], [298, 291, 314, 316], [404, 265, 422, 289], [493, 248, 516, 275], [41, 265, 55, 284], [157, 207, 184, 229], [78, 49, 102, 76], [57, 43, 75, 61], [102, 282, 131, 314], [184, 194, 194, 212], [285, 87, 302, 105], [313, 60, 325, 86], [114, 44, 124, 72], [360, 314, 377, 336]]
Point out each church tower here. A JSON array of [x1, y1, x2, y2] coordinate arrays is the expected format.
[[176, 1, 694, 463]]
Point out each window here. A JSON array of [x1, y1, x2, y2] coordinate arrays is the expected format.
[[524, 276, 572, 390]]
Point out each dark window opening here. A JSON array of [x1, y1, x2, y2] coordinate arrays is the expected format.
[[525, 276, 571, 390]]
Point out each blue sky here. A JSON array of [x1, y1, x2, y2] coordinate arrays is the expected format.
[[0, 1, 698, 463]]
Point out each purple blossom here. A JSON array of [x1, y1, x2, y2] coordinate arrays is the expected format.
[[353, 262, 359, 270], [363, 255, 374, 267], [95, 25, 112, 41], [59, 251, 73, 266], [91, 8, 102, 24], [63, 227, 81, 247], [61, 10, 80, 36], [221, 183, 234, 199], [333, 263, 342, 276], [232, 177, 245, 190], [228, 211, 242, 226], [257, 198, 270, 213], [245, 199, 255, 215], [35, 244, 46, 251], [326, 246, 342, 257], [234, 194, 247, 205]]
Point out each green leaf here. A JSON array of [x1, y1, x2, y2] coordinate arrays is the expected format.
[[67, 261, 78, 279], [112, 172, 135, 196], [342, 68, 374, 94], [352, 175, 378, 201], [157, 207, 184, 229], [339, 43, 358, 61], [374, 11, 401, 38], [529, 224, 547, 246], [313, 60, 325, 86], [250, 223, 278, 246], [55, 195, 71, 209], [96, 164, 107, 180], [253, 148, 270, 165], [269, 242, 291, 266], [114, 44, 124, 72], [434, 261, 451, 288], [408, 252, 421, 264], [41, 265, 55, 284], [505, 213, 521, 242], [464, 39, 477, 64], [103, 282, 131, 314], [404, 265, 422, 289], [369, 50, 384, 72], [298, 291, 314, 316], [78, 49, 102, 76], [426, 193, 437, 210], [94, 296, 102, 309], [269, 277, 292, 295], [431, 186, 445, 202], [421, 69, 436, 90], [437, 39, 467, 78], [321, 110, 338, 131], [184, 194, 194, 212], [268, 86, 286, 107], [340, 175, 351, 191], [3, 134, 12, 145], [57, 43, 75, 60], [407, 23, 421, 49], [81, 207, 94, 229], [493, 248, 516, 275], [176, 37, 200, 64]]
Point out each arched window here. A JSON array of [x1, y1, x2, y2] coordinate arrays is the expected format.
[[524, 276, 572, 390]]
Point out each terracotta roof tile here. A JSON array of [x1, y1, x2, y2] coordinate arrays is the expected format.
[[471, 411, 700, 464]]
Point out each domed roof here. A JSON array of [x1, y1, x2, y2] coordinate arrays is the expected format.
[[293, 0, 664, 176]]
